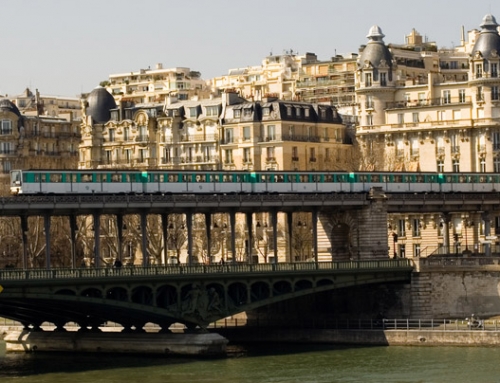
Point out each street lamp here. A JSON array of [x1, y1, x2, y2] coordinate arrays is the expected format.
[[392, 232, 398, 258]]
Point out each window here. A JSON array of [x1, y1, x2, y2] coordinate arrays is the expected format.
[[266, 147, 275, 161], [437, 160, 444, 172], [125, 149, 132, 163], [138, 125, 147, 141], [2, 161, 11, 173], [442, 90, 451, 104], [109, 129, 115, 142], [0, 120, 12, 135], [288, 125, 295, 139], [365, 73, 372, 86], [189, 107, 197, 118], [243, 107, 252, 117], [495, 157, 500, 173], [452, 158, 460, 172], [266, 125, 275, 141], [206, 106, 218, 116], [480, 158, 486, 173], [476, 63, 483, 78], [493, 131, 500, 151], [397, 219, 406, 237], [418, 92, 426, 105], [413, 244, 421, 257], [412, 218, 421, 237], [366, 114, 373, 126], [309, 148, 316, 162], [380, 72, 387, 86], [243, 148, 251, 163], [459, 89, 466, 103], [492, 63, 498, 77], [292, 146, 298, 161], [304, 108, 310, 117], [492, 86, 499, 101], [233, 109, 241, 118], [243, 126, 251, 141], [225, 149, 233, 164], [139, 149, 148, 163], [124, 127, 130, 141], [397, 113, 404, 125], [477, 86, 484, 101], [412, 112, 419, 123], [224, 128, 234, 144], [365, 95, 373, 108]]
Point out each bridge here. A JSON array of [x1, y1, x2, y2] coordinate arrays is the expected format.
[[0, 259, 412, 331]]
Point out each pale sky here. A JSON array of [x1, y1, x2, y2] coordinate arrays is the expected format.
[[1, 0, 498, 98]]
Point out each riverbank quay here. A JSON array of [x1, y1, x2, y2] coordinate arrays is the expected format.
[[0, 325, 228, 356], [212, 318, 500, 347]]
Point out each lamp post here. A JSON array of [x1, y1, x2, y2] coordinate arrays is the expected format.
[[392, 232, 398, 258]]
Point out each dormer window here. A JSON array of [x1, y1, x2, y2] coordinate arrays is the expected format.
[[189, 107, 197, 118], [243, 107, 252, 117], [365, 73, 372, 86], [262, 107, 270, 116], [233, 109, 241, 118]]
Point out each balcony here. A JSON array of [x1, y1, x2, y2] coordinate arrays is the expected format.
[[258, 134, 321, 143], [385, 96, 471, 109]]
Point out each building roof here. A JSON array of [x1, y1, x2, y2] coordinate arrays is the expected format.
[[472, 14, 500, 58], [359, 25, 393, 69], [0, 98, 21, 117], [86, 87, 117, 124]]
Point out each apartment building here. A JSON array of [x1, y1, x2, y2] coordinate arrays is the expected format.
[[105, 64, 211, 105], [354, 15, 500, 258]]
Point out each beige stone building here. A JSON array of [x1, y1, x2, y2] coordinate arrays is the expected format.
[[105, 64, 211, 105], [355, 15, 500, 258], [210, 51, 318, 102]]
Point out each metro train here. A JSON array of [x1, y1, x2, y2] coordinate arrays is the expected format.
[[9, 169, 500, 195]]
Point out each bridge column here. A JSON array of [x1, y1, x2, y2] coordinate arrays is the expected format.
[[229, 210, 236, 264], [44, 215, 51, 269], [187, 211, 193, 265], [440, 213, 451, 254], [93, 212, 101, 268], [271, 210, 278, 264], [246, 212, 253, 264], [116, 214, 123, 262], [69, 214, 77, 268], [286, 212, 293, 263], [21, 215, 28, 269], [140, 212, 148, 267], [312, 210, 318, 263], [205, 213, 212, 264], [161, 213, 169, 265], [482, 212, 492, 256]]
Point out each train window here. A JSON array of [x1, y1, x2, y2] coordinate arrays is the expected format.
[[82, 174, 93, 182], [394, 175, 402, 182], [324, 174, 333, 182], [459, 176, 466, 183], [416, 175, 424, 183], [479, 176, 486, 183], [50, 174, 62, 182], [359, 175, 368, 182], [95, 174, 102, 182], [445, 176, 453, 183], [111, 174, 120, 182], [41, 174, 47, 183]]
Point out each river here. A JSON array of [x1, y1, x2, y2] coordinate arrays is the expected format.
[[1, 341, 500, 382]]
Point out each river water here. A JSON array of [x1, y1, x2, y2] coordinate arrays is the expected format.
[[1, 341, 500, 383]]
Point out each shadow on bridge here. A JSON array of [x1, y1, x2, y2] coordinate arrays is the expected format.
[[0, 259, 413, 332]]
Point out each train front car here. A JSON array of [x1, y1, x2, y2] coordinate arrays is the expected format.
[[10, 170, 22, 195]]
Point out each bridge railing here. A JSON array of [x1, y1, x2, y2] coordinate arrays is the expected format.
[[0, 259, 413, 281], [413, 256, 500, 271]]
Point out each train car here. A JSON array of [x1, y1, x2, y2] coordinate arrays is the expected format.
[[9, 169, 500, 196]]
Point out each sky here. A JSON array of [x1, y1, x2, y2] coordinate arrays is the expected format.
[[1, 0, 498, 98]]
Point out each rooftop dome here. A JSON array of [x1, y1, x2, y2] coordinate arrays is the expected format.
[[359, 25, 393, 69], [0, 98, 21, 117], [472, 14, 500, 58], [86, 87, 117, 124]]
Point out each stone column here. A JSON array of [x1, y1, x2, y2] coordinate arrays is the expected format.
[[286, 212, 293, 263], [312, 210, 318, 263], [271, 210, 278, 264], [93, 212, 101, 268], [140, 212, 148, 267], [69, 214, 77, 268], [482, 212, 492, 256], [116, 214, 123, 262], [21, 216, 28, 269], [246, 212, 253, 264], [205, 213, 212, 264], [186, 211, 193, 265], [44, 215, 51, 269], [440, 213, 451, 254], [230, 211, 236, 264], [161, 213, 168, 265]]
